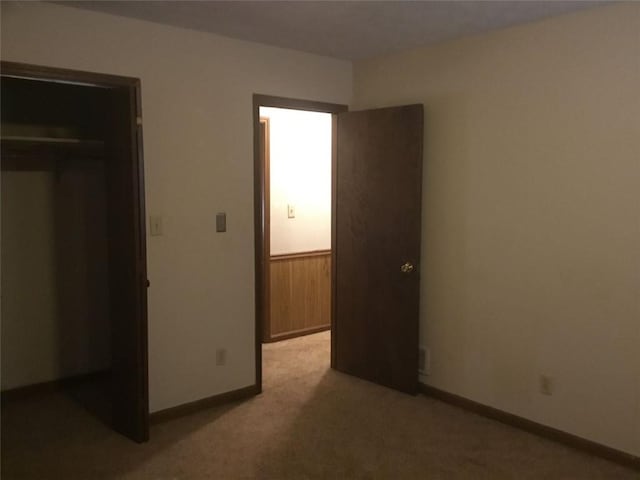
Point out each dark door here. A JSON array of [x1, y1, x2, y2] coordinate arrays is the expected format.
[[333, 105, 423, 394], [0, 62, 149, 443], [105, 85, 149, 442]]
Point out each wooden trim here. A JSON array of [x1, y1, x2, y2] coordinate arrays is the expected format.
[[253, 100, 264, 393], [253, 94, 347, 393], [129, 78, 150, 442], [1, 371, 111, 403], [149, 384, 259, 424], [1, 61, 138, 87], [270, 249, 331, 261], [263, 324, 331, 343], [260, 117, 272, 344], [330, 114, 339, 369], [254, 94, 349, 114], [419, 384, 640, 471], [134, 76, 150, 441]]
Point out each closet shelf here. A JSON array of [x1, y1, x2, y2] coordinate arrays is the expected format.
[[1, 135, 104, 147], [1, 136, 106, 171]]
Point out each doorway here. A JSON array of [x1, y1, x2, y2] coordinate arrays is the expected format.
[[0, 62, 149, 443], [253, 95, 346, 390], [259, 106, 333, 342], [254, 95, 424, 395]]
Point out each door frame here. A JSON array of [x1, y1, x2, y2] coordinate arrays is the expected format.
[[252, 94, 347, 392], [0, 61, 149, 441], [258, 116, 271, 344]]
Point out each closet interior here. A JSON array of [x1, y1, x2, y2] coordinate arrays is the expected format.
[[1, 77, 113, 422]]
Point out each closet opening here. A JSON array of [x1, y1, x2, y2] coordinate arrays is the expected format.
[[1, 62, 148, 443]]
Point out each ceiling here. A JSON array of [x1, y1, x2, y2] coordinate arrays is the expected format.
[[59, 1, 608, 61]]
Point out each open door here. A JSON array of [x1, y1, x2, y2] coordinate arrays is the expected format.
[[333, 104, 423, 394], [106, 85, 149, 442], [0, 61, 149, 443]]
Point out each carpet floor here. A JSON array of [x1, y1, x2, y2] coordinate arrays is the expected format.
[[1, 331, 637, 479]]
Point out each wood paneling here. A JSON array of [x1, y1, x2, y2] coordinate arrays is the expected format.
[[266, 250, 331, 342]]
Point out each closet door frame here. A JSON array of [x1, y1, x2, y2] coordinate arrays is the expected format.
[[0, 61, 149, 442]]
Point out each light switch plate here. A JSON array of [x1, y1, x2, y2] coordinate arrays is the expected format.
[[216, 212, 226, 232], [287, 204, 295, 218]]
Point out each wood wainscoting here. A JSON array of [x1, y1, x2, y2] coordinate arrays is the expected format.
[[264, 250, 331, 342]]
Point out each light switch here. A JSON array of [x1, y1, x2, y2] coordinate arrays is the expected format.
[[287, 204, 295, 218], [216, 212, 227, 232], [149, 216, 163, 236]]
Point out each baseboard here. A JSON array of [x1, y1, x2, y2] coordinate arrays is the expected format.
[[150, 384, 259, 424], [419, 383, 639, 471], [1, 370, 111, 403], [264, 324, 330, 343]]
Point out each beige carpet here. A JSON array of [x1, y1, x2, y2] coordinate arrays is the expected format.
[[1, 331, 637, 479]]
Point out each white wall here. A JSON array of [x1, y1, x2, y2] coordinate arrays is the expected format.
[[353, 4, 640, 456], [0, 1, 352, 412], [260, 107, 332, 255], [2, 172, 58, 389], [1, 168, 111, 389]]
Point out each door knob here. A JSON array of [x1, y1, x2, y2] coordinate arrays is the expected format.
[[400, 262, 414, 274]]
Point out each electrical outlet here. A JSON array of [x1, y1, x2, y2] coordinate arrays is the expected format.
[[216, 348, 227, 366], [539, 375, 554, 395], [418, 346, 430, 375]]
